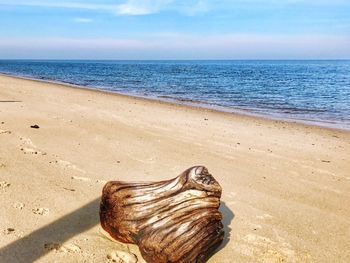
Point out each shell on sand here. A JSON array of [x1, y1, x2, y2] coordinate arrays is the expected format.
[[100, 166, 224, 263]]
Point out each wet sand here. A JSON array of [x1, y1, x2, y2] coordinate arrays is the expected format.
[[0, 74, 349, 262]]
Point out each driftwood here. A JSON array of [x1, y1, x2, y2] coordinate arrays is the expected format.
[[100, 166, 224, 263]]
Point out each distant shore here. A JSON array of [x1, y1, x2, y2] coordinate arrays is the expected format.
[[1, 74, 350, 262]]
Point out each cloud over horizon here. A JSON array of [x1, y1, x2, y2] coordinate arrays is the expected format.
[[0, 0, 349, 59], [1, 34, 349, 59]]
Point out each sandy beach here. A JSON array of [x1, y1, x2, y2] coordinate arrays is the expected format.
[[0, 74, 349, 263]]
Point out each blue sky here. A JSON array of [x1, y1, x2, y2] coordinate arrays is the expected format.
[[0, 0, 349, 59]]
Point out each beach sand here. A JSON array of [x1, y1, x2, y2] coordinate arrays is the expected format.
[[0, 74, 349, 263]]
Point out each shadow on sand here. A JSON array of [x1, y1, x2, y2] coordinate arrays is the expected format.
[[205, 201, 235, 262], [219, 201, 235, 249], [0, 198, 100, 263]]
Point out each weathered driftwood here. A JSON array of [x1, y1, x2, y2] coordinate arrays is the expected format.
[[100, 166, 224, 263]]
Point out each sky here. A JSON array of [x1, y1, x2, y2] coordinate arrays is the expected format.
[[0, 0, 349, 59]]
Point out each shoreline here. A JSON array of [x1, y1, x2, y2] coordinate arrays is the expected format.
[[1, 74, 350, 262], [1, 72, 349, 132]]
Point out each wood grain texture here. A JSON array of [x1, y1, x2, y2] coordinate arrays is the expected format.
[[100, 166, 224, 263]]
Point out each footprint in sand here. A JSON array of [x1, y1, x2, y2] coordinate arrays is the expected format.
[[44, 242, 81, 253], [1, 227, 24, 238], [0, 181, 10, 190], [0, 129, 11, 135], [57, 160, 86, 174], [19, 137, 36, 147], [96, 179, 107, 184], [13, 202, 25, 210], [2, 228, 15, 235], [61, 243, 81, 253], [32, 207, 49, 215], [107, 250, 138, 263], [70, 175, 106, 185], [236, 233, 296, 262], [19, 137, 48, 155], [256, 213, 273, 220], [44, 242, 61, 251], [71, 175, 90, 182], [20, 147, 46, 155]]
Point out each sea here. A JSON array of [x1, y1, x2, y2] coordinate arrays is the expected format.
[[0, 60, 349, 129]]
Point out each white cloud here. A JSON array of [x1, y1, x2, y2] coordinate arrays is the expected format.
[[0, 34, 349, 59], [0, 0, 213, 16], [0, 1, 117, 11], [116, 0, 174, 15]]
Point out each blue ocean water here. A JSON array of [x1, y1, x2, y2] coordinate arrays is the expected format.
[[0, 60, 349, 129]]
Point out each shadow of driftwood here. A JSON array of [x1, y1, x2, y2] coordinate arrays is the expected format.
[[0, 198, 100, 263], [0, 101, 22, 103], [219, 201, 235, 248], [206, 201, 234, 262]]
